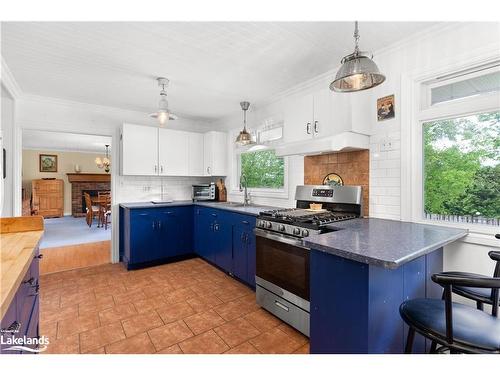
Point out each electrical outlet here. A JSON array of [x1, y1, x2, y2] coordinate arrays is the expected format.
[[380, 138, 394, 151]]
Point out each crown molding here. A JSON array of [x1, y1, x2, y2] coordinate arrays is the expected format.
[[1, 57, 22, 99], [22, 146, 108, 155]]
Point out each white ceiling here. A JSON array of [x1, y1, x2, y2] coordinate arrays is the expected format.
[[22, 130, 112, 153], [2, 22, 438, 121]]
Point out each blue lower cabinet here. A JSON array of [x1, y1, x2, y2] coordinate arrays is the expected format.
[[232, 214, 256, 287], [213, 211, 233, 272], [123, 206, 194, 269], [194, 207, 213, 262], [123, 204, 257, 286], [1, 253, 40, 355], [157, 206, 193, 257]]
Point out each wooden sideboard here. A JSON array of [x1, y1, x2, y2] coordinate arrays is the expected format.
[[32, 179, 64, 218]]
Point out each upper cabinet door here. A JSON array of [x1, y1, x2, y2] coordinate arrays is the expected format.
[[283, 92, 314, 143], [121, 123, 158, 176], [188, 132, 204, 176], [312, 88, 335, 138], [158, 128, 189, 176], [203, 131, 227, 176]]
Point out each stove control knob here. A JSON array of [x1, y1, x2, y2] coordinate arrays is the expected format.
[[266, 221, 273, 229], [258, 220, 265, 228], [301, 229, 309, 237], [278, 224, 286, 232], [293, 227, 301, 236]]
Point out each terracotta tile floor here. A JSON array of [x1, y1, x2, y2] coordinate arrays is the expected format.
[[39, 258, 309, 354]]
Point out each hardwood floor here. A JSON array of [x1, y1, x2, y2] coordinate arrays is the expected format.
[[40, 240, 110, 275]]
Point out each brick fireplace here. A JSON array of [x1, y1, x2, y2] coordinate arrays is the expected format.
[[67, 173, 111, 217]]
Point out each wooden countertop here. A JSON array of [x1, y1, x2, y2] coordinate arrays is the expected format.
[[0, 217, 44, 320]]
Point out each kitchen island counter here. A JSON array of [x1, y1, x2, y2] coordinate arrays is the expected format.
[[304, 218, 467, 269]]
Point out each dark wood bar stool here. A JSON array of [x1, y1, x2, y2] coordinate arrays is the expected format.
[[400, 273, 500, 354], [447, 250, 500, 316]]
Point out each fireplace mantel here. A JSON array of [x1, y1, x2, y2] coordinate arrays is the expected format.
[[67, 173, 111, 183]]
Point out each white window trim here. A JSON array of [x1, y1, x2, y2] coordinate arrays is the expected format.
[[401, 50, 500, 247], [231, 147, 289, 199]]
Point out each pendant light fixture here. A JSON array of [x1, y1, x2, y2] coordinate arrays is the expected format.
[[149, 77, 177, 126], [235, 101, 255, 146], [330, 21, 385, 93], [95, 144, 111, 173]]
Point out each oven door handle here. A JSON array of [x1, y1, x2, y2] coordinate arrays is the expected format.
[[254, 228, 310, 250]]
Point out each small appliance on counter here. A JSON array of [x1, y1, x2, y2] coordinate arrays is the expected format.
[[192, 183, 218, 201]]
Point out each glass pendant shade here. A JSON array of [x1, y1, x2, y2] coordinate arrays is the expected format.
[[330, 22, 385, 93], [235, 101, 255, 146], [149, 77, 177, 126]]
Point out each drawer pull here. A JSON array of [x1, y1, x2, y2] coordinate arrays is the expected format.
[[275, 300, 289, 312], [23, 277, 35, 286], [241, 220, 249, 225]]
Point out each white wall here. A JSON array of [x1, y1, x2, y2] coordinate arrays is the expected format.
[[13, 94, 214, 262], [218, 22, 500, 294], [1, 85, 15, 217]]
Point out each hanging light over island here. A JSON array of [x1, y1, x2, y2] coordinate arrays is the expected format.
[[330, 21, 385, 93]]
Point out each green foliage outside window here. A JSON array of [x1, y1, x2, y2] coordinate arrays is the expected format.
[[423, 110, 500, 223], [240, 149, 285, 189]]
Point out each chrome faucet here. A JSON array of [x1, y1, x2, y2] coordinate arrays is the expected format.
[[240, 173, 251, 206]]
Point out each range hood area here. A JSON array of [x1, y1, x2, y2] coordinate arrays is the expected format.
[[275, 131, 370, 157]]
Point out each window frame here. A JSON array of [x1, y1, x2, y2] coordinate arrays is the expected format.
[[229, 126, 289, 199], [233, 146, 289, 198], [401, 55, 500, 237]]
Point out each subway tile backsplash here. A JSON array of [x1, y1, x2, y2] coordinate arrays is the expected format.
[[116, 175, 214, 204]]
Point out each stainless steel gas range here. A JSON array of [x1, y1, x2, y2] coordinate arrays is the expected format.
[[254, 185, 363, 337]]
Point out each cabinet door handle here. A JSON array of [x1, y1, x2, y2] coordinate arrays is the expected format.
[[207, 166, 211, 175], [306, 122, 311, 134], [160, 165, 164, 174], [35, 254, 43, 259], [152, 221, 156, 230], [157, 220, 162, 229], [241, 233, 245, 242], [154, 165, 158, 174], [211, 213, 217, 217], [314, 120, 319, 133]]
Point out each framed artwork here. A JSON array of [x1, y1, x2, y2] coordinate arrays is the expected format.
[[377, 94, 395, 121], [323, 173, 344, 186], [39, 154, 58, 172]]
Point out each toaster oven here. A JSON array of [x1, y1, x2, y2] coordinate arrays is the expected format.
[[192, 183, 217, 201]]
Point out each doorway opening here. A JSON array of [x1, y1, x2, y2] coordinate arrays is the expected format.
[[22, 129, 113, 274]]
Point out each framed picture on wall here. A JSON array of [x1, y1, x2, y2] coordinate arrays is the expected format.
[[377, 94, 395, 121], [39, 154, 58, 172]]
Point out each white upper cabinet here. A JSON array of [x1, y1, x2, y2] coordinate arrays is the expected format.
[[158, 128, 189, 176], [282, 88, 361, 144], [283, 93, 314, 143], [121, 124, 218, 176], [188, 132, 204, 176], [121, 123, 158, 176], [203, 131, 227, 176]]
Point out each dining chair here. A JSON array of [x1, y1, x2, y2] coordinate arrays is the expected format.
[[84, 192, 100, 227], [102, 195, 112, 230], [400, 272, 500, 354]]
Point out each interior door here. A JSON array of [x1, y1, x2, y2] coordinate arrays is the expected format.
[[158, 128, 189, 176], [121, 123, 158, 176], [283, 92, 313, 143]]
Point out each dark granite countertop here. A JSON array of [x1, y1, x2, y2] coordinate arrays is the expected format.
[[304, 218, 468, 269], [119, 200, 283, 217]]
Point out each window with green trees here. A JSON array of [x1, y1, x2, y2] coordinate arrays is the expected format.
[[240, 149, 285, 189], [423, 110, 500, 225]]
